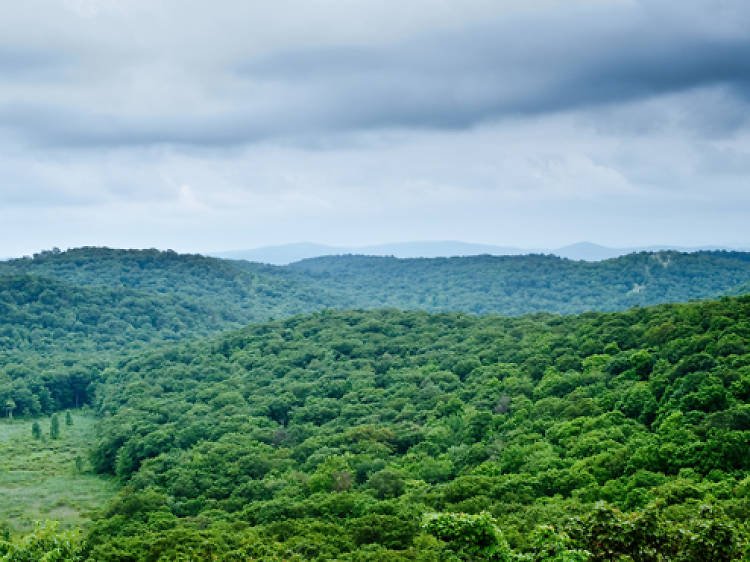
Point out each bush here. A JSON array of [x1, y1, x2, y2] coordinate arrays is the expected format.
[[422, 512, 513, 561], [0, 522, 81, 561], [367, 469, 405, 499]]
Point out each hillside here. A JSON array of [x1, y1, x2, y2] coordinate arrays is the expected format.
[[77, 296, 750, 559], [0, 247, 330, 323], [2, 247, 749, 421], [0, 274, 236, 354], [0, 272, 247, 416], [4, 248, 750, 326], [0, 250, 327, 418], [284, 251, 750, 314]]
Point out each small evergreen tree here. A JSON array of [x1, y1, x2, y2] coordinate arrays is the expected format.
[[5, 399, 15, 420], [49, 414, 60, 439], [32, 421, 41, 439], [65, 411, 73, 426]]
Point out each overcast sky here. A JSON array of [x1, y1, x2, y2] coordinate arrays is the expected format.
[[1, 0, 749, 257]]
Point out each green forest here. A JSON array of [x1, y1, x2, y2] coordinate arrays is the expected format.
[[1, 248, 749, 560], [3, 248, 750, 323], [4, 248, 750, 419], [282, 251, 750, 315]]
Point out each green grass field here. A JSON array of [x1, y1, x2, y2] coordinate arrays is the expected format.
[[0, 411, 118, 535]]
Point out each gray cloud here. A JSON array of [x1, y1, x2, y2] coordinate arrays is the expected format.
[[1, 1, 750, 147], [237, 24, 750, 132], [0, 48, 69, 78]]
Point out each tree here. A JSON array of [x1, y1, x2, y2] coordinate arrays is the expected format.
[[5, 399, 15, 420], [422, 512, 513, 561], [367, 468, 405, 499], [50, 414, 60, 439], [32, 421, 41, 439]]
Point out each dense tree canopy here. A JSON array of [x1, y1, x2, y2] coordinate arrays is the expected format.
[[0, 247, 332, 327], [0, 273, 235, 353], [283, 251, 750, 315], [0, 249, 328, 417], [77, 296, 750, 559], [1, 247, 749, 559], [4, 247, 750, 325]]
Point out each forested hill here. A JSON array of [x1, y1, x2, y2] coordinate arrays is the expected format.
[[2, 247, 749, 404], [3, 248, 750, 326], [0, 274, 235, 353], [0, 249, 331, 416], [0, 271, 250, 418], [0, 247, 331, 323], [2, 248, 750, 558], [81, 295, 750, 559], [284, 251, 750, 315]]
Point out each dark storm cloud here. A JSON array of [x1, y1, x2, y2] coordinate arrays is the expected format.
[[237, 14, 750, 134], [2, 1, 750, 148]]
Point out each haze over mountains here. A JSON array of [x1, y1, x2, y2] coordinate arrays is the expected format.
[[212, 241, 750, 265]]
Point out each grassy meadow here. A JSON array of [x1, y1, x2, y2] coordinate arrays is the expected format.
[[0, 411, 117, 535]]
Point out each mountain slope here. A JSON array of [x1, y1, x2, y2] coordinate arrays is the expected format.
[[0, 271, 254, 415], [0, 249, 333, 416], [4, 247, 750, 334], [0, 273, 235, 353], [3, 247, 750, 347], [83, 296, 750, 559], [0, 247, 333, 324], [284, 251, 750, 315]]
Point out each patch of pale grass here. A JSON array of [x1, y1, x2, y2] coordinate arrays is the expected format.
[[0, 412, 118, 535]]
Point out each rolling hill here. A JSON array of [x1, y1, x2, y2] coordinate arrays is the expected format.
[[282, 251, 750, 315], [1, 247, 750, 558], [3, 247, 750, 417], [80, 296, 750, 559], [3, 248, 750, 345]]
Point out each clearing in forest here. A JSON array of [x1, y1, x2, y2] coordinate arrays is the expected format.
[[0, 411, 117, 535]]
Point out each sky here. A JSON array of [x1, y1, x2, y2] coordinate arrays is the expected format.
[[1, 0, 750, 257]]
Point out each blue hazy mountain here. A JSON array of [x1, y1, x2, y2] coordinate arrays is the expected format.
[[212, 241, 530, 264], [212, 241, 749, 265]]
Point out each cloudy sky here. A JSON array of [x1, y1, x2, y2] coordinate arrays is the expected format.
[[2, 0, 749, 257]]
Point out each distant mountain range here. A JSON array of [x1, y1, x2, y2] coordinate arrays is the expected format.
[[211, 240, 750, 265]]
